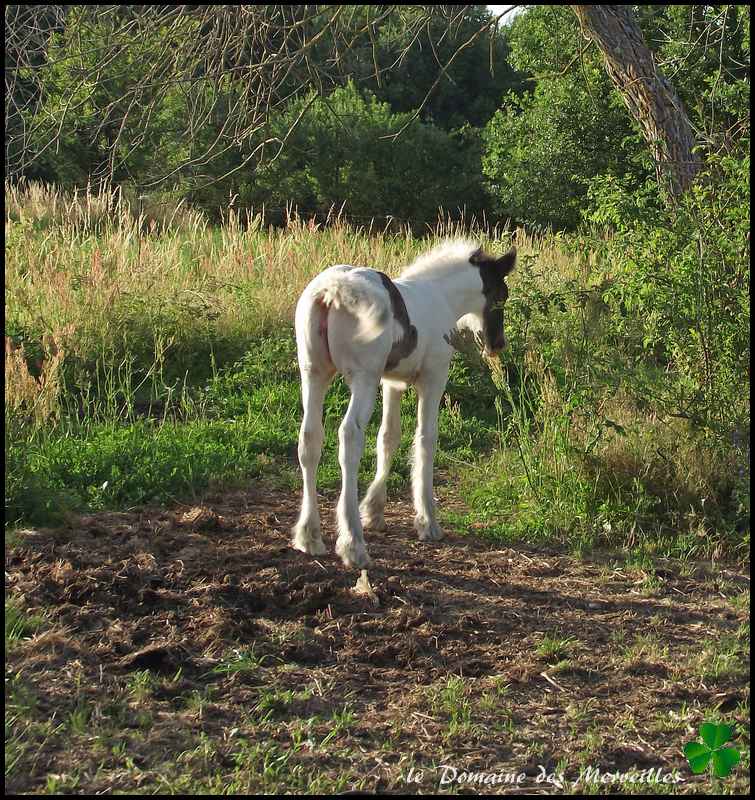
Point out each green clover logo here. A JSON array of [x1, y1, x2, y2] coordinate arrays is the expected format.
[[684, 723, 740, 778]]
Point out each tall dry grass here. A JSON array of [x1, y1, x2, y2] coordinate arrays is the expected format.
[[5, 333, 68, 425], [5, 182, 576, 332], [5, 181, 547, 397]]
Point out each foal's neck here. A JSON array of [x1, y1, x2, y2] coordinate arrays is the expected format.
[[402, 263, 483, 320]]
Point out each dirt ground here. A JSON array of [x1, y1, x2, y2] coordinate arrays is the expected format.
[[5, 484, 750, 794]]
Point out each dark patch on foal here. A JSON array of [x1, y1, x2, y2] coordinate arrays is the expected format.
[[469, 247, 516, 353], [374, 271, 418, 370]]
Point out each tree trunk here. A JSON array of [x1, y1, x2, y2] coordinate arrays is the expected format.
[[570, 4, 700, 201]]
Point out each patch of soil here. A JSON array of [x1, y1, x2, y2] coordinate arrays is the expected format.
[[5, 485, 750, 794]]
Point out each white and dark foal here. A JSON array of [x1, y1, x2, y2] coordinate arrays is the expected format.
[[292, 239, 516, 568]]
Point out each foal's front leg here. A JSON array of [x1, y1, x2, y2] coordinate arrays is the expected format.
[[360, 383, 403, 531], [412, 373, 447, 542], [335, 371, 380, 568]]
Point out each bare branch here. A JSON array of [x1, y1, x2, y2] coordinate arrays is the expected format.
[[5, 5, 516, 185]]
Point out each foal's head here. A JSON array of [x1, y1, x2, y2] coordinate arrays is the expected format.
[[468, 246, 517, 357]]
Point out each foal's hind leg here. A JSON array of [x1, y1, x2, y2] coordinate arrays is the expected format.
[[335, 371, 380, 568], [360, 382, 403, 531], [412, 373, 447, 542], [292, 369, 332, 556]]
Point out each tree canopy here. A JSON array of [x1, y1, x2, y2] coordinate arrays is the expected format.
[[5, 4, 750, 229]]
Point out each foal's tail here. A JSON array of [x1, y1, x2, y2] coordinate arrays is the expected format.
[[310, 276, 389, 344], [296, 268, 393, 374]]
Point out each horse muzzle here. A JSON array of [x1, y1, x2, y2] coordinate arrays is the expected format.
[[483, 337, 506, 358]]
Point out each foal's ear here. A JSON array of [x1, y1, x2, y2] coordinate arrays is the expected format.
[[497, 247, 516, 277]]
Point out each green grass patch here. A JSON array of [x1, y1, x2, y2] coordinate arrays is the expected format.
[[5, 600, 45, 648], [6, 333, 501, 525]]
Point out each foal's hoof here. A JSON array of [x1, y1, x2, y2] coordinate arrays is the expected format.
[[360, 497, 387, 531], [335, 535, 371, 569], [360, 511, 387, 532], [416, 519, 444, 542], [291, 522, 327, 556]]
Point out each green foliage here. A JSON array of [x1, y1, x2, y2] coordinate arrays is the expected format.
[[18, 6, 515, 224], [586, 150, 750, 436], [481, 4, 652, 230], [482, 74, 645, 229], [352, 5, 523, 130], [14, 4, 750, 236], [506, 4, 585, 76], [454, 144, 749, 559], [24, 8, 200, 187], [238, 82, 487, 226], [637, 5, 750, 139], [482, 4, 749, 232]]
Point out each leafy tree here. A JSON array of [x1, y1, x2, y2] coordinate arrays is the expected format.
[[482, 5, 645, 230], [361, 5, 522, 130], [481, 5, 749, 229], [586, 149, 749, 435], [8, 5, 519, 191], [571, 4, 701, 199], [637, 5, 750, 116], [7, 3, 749, 230]]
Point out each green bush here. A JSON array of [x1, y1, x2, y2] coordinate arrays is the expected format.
[[451, 145, 749, 559], [234, 82, 488, 227], [585, 150, 750, 437], [481, 72, 645, 231]]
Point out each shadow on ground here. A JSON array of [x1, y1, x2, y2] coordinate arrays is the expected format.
[[5, 485, 750, 794]]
